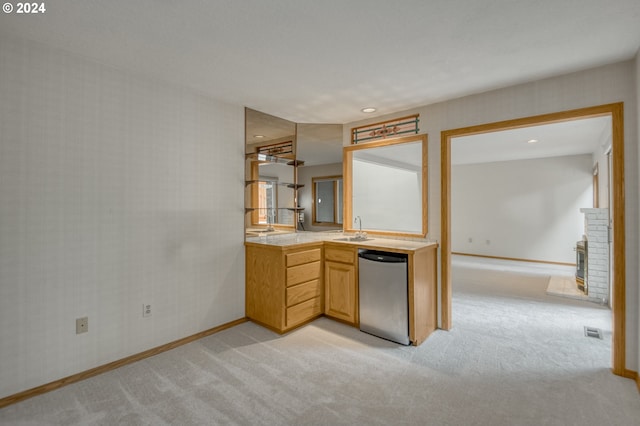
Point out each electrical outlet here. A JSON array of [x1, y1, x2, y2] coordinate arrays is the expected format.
[[486, 239, 491, 245], [76, 317, 88, 334], [468, 237, 473, 243], [143, 303, 152, 318]]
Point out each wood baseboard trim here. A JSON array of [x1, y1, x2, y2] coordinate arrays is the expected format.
[[619, 368, 638, 380], [245, 318, 285, 334], [452, 252, 575, 267], [247, 314, 327, 335], [323, 314, 357, 329], [617, 368, 639, 392], [0, 317, 248, 409]]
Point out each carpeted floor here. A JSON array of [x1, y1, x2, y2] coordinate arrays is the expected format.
[[1, 256, 638, 425]]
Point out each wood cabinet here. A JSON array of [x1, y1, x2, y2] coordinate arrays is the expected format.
[[245, 239, 438, 344], [246, 243, 322, 333], [408, 244, 438, 345], [322, 242, 437, 344], [324, 245, 357, 324]]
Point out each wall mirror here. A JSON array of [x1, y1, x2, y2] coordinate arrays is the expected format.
[[249, 161, 296, 228], [312, 176, 343, 226], [296, 123, 344, 231], [245, 108, 297, 232], [344, 134, 427, 237]]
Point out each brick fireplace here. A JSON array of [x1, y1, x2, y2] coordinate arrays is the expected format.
[[579, 208, 609, 304]]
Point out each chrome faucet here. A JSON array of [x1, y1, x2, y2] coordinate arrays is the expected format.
[[354, 216, 362, 236]]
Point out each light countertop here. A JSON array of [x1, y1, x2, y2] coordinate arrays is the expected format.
[[245, 231, 437, 252]]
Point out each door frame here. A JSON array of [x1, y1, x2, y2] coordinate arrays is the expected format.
[[440, 103, 626, 376]]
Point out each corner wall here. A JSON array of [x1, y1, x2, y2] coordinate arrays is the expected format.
[[0, 36, 245, 398], [635, 48, 640, 381]]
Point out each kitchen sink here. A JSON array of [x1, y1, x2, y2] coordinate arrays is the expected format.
[[333, 236, 374, 242]]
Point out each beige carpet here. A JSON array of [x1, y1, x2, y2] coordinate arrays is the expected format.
[[1, 256, 638, 425]]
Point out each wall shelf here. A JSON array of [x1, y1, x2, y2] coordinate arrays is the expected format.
[[245, 152, 294, 164], [245, 152, 305, 229], [244, 179, 303, 188]]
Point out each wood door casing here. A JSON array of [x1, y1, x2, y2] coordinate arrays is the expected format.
[[440, 103, 626, 376]]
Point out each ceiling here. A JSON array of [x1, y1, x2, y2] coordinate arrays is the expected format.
[[245, 108, 296, 144], [1, 1, 639, 124], [245, 109, 344, 166], [452, 116, 611, 165], [297, 123, 343, 166]]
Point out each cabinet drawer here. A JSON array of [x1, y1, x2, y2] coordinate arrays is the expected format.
[[325, 247, 355, 264], [286, 297, 321, 328], [287, 261, 321, 286], [286, 248, 321, 267], [287, 279, 321, 306]]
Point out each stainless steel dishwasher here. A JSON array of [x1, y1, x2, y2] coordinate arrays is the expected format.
[[358, 249, 410, 345]]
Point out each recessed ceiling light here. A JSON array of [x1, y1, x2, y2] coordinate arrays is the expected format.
[[361, 107, 376, 113], [254, 135, 265, 139], [527, 139, 539, 144]]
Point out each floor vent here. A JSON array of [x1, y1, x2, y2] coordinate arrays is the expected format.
[[584, 326, 603, 339]]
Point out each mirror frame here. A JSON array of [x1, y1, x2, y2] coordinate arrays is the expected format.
[[343, 133, 428, 238]]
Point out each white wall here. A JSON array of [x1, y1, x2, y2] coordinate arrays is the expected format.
[[593, 126, 612, 209], [298, 163, 343, 231], [345, 60, 639, 371], [352, 158, 422, 233], [0, 36, 245, 398], [452, 154, 592, 263], [635, 48, 640, 379]]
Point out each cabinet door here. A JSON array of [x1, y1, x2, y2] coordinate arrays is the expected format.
[[245, 245, 286, 331], [324, 260, 356, 323]]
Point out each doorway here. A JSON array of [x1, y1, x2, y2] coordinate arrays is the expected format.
[[440, 103, 626, 376]]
